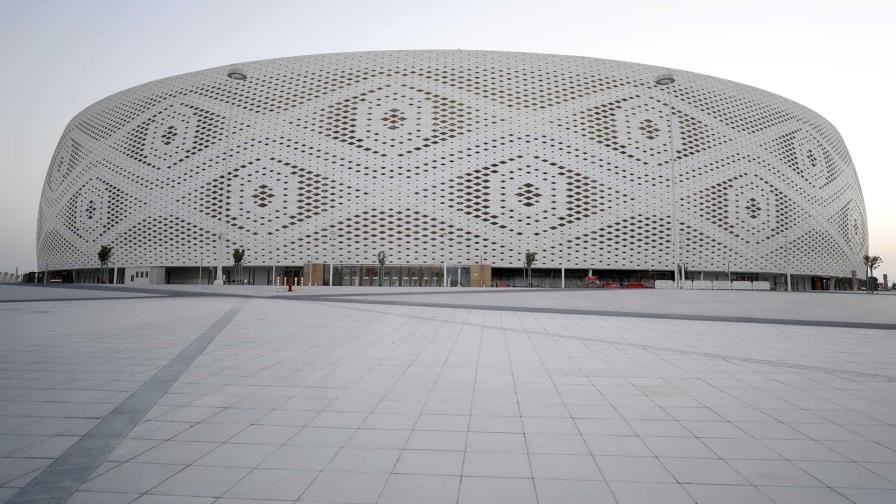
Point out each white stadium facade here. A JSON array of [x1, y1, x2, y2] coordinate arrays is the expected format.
[[36, 50, 868, 290]]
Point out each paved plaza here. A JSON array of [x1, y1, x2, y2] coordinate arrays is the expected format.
[[1, 285, 895, 503]]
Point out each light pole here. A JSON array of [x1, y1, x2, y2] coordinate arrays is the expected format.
[[655, 73, 680, 289], [215, 69, 246, 285]]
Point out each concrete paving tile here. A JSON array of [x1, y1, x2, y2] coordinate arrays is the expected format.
[[393, 450, 463, 476], [835, 488, 896, 504], [609, 481, 695, 504], [468, 415, 523, 433], [345, 429, 410, 449], [758, 485, 853, 504], [205, 408, 270, 425], [405, 430, 466, 451], [862, 462, 896, 483], [574, 418, 635, 436], [129, 421, 193, 441], [195, 443, 277, 468], [530, 453, 602, 480], [325, 447, 399, 473], [173, 422, 247, 442], [133, 495, 215, 504], [584, 435, 653, 456], [734, 422, 808, 440], [462, 452, 531, 477], [641, 436, 717, 458], [794, 461, 896, 488], [229, 425, 300, 445], [255, 410, 316, 427], [287, 427, 355, 447], [308, 412, 368, 429], [596, 455, 675, 483], [683, 484, 774, 503], [660, 457, 750, 484], [534, 479, 614, 504], [81, 462, 184, 493], [154, 407, 222, 423], [224, 468, 316, 500], [360, 413, 417, 430], [525, 433, 590, 454], [824, 441, 896, 462], [702, 437, 782, 460], [300, 471, 389, 503], [108, 438, 163, 462], [149, 465, 249, 497], [373, 401, 424, 415], [791, 423, 867, 441], [0, 435, 45, 457], [414, 414, 469, 431], [682, 421, 749, 438], [459, 476, 536, 504], [628, 419, 692, 437], [378, 474, 459, 504], [67, 491, 140, 504], [763, 439, 848, 461], [727, 459, 822, 486], [259, 444, 339, 470], [466, 432, 527, 453], [134, 440, 219, 465], [8, 435, 78, 458], [523, 417, 579, 434]]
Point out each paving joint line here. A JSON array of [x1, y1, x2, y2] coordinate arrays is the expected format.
[[7, 300, 247, 504]]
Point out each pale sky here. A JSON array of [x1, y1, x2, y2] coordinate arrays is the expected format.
[[1, 0, 893, 281]]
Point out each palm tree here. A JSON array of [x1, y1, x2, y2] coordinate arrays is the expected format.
[[863, 254, 883, 293], [232, 248, 245, 285], [524, 251, 537, 288], [97, 245, 113, 284], [377, 251, 386, 287]]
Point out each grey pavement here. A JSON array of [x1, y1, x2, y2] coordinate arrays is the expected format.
[[9, 284, 895, 326], [0, 285, 161, 302], [0, 285, 895, 503]]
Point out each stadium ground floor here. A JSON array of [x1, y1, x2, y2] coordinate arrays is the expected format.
[[26, 263, 873, 291]]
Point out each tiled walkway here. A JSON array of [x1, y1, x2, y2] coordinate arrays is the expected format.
[[1, 287, 895, 503]]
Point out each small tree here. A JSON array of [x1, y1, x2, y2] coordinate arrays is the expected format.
[[232, 248, 245, 285], [863, 254, 883, 293], [524, 251, 537, 288], [98, 245, 113, 284], [376, 251, 386, 287]]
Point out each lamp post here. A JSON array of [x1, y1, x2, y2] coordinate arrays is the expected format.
[[214, 69, 246, 285], [655, 73, 679, 289]]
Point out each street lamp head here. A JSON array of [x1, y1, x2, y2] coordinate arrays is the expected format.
[[655, 73, 675, 86], [227, 70, 247, 81]]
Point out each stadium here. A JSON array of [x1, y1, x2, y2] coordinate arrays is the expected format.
[[35, 50, 867, 289]]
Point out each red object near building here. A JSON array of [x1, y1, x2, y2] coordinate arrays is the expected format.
[[601, 281, 621, 288], [625, 282, 647, 288]]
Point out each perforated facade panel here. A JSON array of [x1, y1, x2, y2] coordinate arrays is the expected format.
[[36, 50, 867, 277]]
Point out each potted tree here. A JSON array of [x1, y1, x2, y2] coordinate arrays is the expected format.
[[98, 244, 113, 284], [232, 248, 245, 285], [863, 254, 883, 293]]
